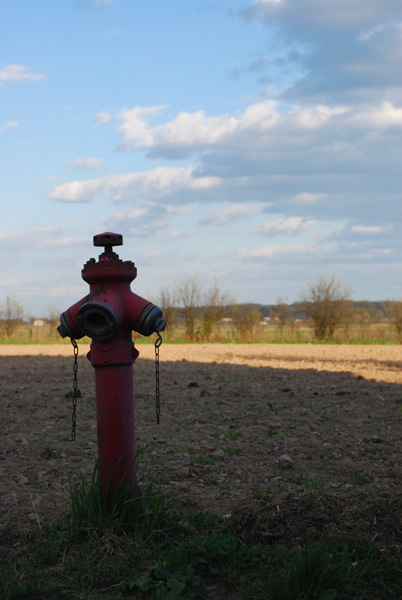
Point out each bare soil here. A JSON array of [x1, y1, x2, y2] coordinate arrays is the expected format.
[[1, 343, 402, 558]]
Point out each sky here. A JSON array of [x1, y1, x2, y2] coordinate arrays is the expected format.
[[1, 0, 401, 318]]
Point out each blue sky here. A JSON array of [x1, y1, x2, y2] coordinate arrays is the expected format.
[[1, 0, 401, 317]]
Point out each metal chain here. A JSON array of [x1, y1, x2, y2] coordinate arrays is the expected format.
[[155, 332, 162, 424], [70, 338, 79, 441]]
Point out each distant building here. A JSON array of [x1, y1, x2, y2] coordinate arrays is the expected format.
[[32, 319, 47, 327]]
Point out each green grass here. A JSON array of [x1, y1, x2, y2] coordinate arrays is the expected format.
[[0, 322, 399, 345], [2, 464, 402, 599], [197, 454, 215, 465]]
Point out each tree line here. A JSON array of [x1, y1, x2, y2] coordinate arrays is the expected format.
[[156, 275, 402, 343], [1, 277, 401, 342]]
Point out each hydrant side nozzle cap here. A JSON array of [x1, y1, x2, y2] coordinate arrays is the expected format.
[[58, 310, 84, 340], [57, 323, 68, 338], [135, 304, 166, 336], [154, 317, 166, 332]]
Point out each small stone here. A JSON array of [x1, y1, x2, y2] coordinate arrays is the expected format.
[[278, 454, 295, 469], [213, 449, 225, 457], [176, 467, 191, 478]]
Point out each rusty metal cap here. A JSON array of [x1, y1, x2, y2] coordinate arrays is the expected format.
[[93, 232, 123, 252]]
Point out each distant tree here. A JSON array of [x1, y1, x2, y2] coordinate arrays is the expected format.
[[0, 290, 25, 338], [201, 282, 232, 341], [299, 276, 352, 341], [230, 304, 261, 341], [157, 286, 178, 338], [338, 300, 355, 341], [389, 300, 402, 343], [272, 297, 292, 339], [47, 303, 62, 338], [357, 307, 373, 341], [175, 275, 202, 340]]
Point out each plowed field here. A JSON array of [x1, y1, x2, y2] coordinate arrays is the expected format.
[[1, 343, 401, 556]]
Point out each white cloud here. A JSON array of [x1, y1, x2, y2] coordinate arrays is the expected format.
[[166, 229, 194, 240], [352, 225, 392, 234], [0, 227, 86, 249], [115, 100, 279, 152], [68, 157, 108, 170], [236, 242, 324, 259], [200, 203, 262, 226], [92, 94, 401, 231], [288, 105, 348, 128], [113, 99, 402, 161], [290, 193, 327, 205], [245, 0, 402, 107], [115, 105, 167, 150], [254, 0, 282, 5], [46, 166, 221, 203], [99, 205, 172, 237], [0, 64, 44, 82], [0, 121, 18, 135], [247, 0, 401, 33], [348, 102, 402, 128], [94, 110, 111, 127], [254, 216, 318, 235]]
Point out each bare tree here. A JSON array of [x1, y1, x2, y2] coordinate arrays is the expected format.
[[0, 290, 25, 338], [175, 276, 202, 340], [299, 276, 352, 341], [389, 300, 402, 343], [272, 296, 292, 339], [338, 300, 355, 341], [47, 303, 62, 338], [157, 286, 178, 338], [359, 308, 372, 340], [230, 304, 261, 341], [201, 282, 232, 341]]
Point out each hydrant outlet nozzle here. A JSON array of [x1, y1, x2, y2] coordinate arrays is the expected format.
[[77, 302, 119, 340]]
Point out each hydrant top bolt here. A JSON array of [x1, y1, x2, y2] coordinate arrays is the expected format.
[[94, 232, 123, 255]]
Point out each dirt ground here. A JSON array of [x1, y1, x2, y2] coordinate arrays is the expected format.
[[1, 343, 402, 558]]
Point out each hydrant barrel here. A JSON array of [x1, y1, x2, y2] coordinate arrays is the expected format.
[[95, 360, 137, 499]]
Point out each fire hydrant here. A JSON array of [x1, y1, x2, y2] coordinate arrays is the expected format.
[[57, 232, 165, 501]]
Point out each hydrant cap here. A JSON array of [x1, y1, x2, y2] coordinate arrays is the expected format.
[[94, 232, 123, 250]]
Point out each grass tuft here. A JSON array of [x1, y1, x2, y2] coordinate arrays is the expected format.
[[64, 461, 175, 545]]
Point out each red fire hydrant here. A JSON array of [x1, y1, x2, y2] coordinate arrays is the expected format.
[[57, 232, 165, 501]]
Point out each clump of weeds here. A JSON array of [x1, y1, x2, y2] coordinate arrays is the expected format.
[[222, 430, 243, 440]]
